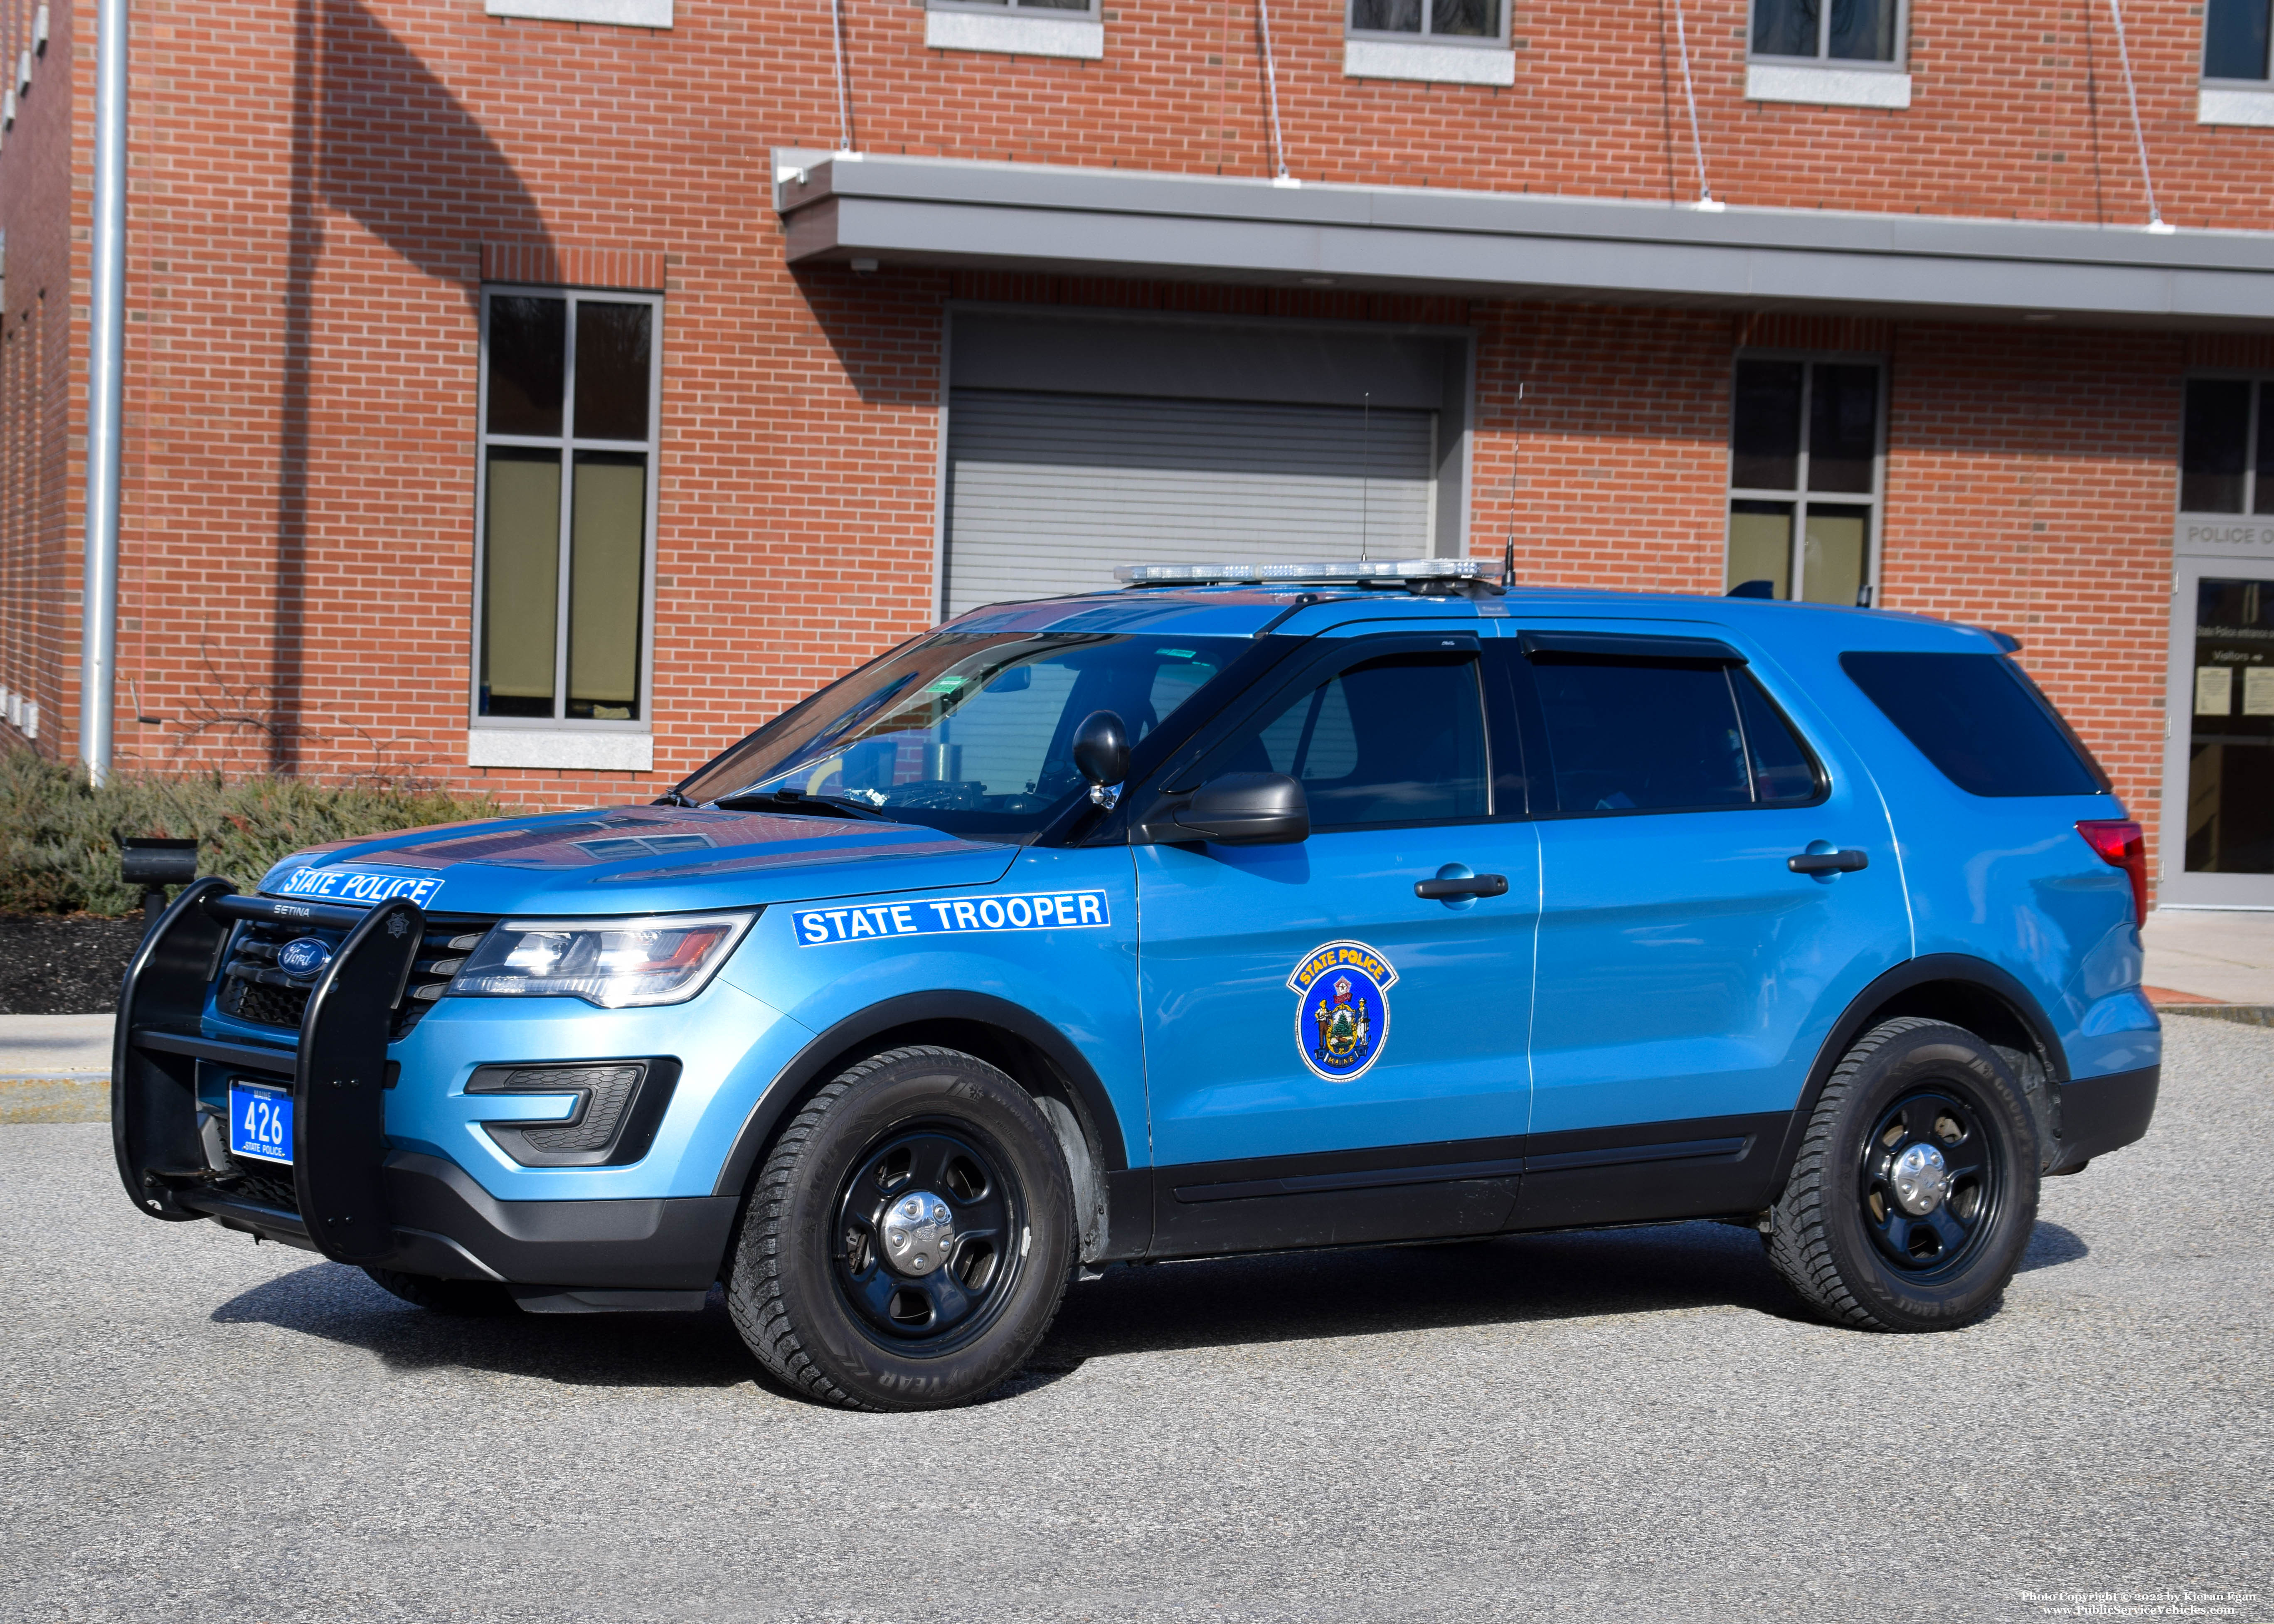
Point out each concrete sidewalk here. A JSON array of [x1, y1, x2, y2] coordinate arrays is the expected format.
[[2141, 909, 2274, 1011], [0, 1014, 115, 1122]]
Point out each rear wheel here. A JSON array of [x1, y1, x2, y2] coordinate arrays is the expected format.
[[726, 1046, 1076, 1410], [1766, 1017, 2040, 1332]]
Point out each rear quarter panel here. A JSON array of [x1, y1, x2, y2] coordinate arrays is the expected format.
[[1758, 606, 2158, 1083]]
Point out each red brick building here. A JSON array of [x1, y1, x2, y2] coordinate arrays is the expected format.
[[5, 0, 2274, 903]]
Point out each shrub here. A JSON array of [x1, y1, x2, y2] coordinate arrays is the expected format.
[[0, 751, 515, 917]]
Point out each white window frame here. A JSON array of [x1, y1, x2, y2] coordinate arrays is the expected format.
[[2199, 0, 2274, 123], [1343, 0, 1511, 49], [1746, 0, 1906, 67], [1744, 0, 1910, 108], [2178, 372, 2274, 518], [470, 284, 663, 747], [1724, 350, 1889, 610]]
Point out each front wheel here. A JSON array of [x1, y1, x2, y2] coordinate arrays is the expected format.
[[726, 1046, 1076, 1410], [1766, 1017, 2040, 1332]]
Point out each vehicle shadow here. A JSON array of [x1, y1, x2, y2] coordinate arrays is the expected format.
[[209, 1217, 2094, 1399], [212, 1268, 759, 1391], [1032, 1220, 1800, 1374], [2018, 1218, 2089, 1272]]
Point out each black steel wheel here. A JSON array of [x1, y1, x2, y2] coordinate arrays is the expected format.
[[1766, 1017, 2040, 1332], [832, 1124, 1025, 1353], [1858, 1087, 2004, 1279], [727, 1046, 1075, 1410]]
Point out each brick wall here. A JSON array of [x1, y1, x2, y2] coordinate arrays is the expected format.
[[0, 0, 2259, 898], [0, 0, 81, 760], [823, 0, 2269, 228]]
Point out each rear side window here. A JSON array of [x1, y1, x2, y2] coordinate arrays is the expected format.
[[1529, 660, 1822, 813], [1840, 652, 2104, 797]]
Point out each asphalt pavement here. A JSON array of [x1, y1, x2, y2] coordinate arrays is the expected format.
[[5, 1021, 2270, 1624]]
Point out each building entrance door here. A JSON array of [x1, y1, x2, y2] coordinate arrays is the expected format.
[[2162, 562, 2274, 908]]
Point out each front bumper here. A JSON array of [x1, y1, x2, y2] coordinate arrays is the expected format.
[[190, 1152, 736, 1289], [113, 881, 738, 1293]]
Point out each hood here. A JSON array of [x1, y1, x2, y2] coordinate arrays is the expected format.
[[258, 805, 1021, 918]]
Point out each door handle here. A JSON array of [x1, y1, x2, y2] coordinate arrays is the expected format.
[[1414, 873, 1510, 899], [1787, 849, 1869, 874]]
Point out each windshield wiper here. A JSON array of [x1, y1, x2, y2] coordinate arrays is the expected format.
[[712, 790, 892, 822]]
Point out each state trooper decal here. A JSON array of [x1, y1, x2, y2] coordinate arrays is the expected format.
[[1286, 940, 1399, 1083]]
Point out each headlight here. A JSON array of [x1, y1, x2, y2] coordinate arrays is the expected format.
[[448, 911, 756, 1008]]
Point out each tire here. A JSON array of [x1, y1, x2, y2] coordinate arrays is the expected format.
[[726, 1046, 1076, 1411], [1765, 1017, 2040, 1333], [362, 1267, 517, 1316]]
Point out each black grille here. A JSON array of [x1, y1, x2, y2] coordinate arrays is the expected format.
[[217, 910, 495, 1036], [395, 917, 493, 1036], [512, 1065, 643, 1153], [224, 1158, 300, 1213], [466, 1060, 674, 1167], [217, 919, 325, 1030]]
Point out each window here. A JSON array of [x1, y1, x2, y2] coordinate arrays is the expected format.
[[2180, 378, 2274, 514], [2205, 0, 2271, 81], [1750, 0, 1899, 63], [1529, 660, 1821, 814], [1347, 0, 1505, 44], [475, 288, 661, 728], [932, 0, 1095, 14], [2182, 578, 2274, 875], [1840, 652, 2105, 797], [1725, 358, 1883, 608], [924, 0, 1104, 59], [675, 632, 1243, 841], [1197, 650, 1491, 829]]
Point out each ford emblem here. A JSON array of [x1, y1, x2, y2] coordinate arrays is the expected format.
[[277, 936, 333, 978]]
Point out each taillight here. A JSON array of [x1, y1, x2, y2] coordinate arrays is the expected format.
[[2076, 819, 2147, 925]]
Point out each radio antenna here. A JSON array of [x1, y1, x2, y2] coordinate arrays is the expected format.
[[1359, 391, 1372, 562], [1500, 379, 1525, 584]]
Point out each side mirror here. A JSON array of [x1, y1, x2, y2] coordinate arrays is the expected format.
[[1072, 710, 1129, 795], [1170, 772, 1309, 846]]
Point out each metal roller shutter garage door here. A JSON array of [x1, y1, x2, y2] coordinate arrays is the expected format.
[[942, 389, 1437, 618]]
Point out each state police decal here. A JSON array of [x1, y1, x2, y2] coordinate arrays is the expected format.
[[1286, 941, 1398, 1083]]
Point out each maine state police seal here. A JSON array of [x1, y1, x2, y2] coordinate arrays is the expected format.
[[1286, 940, 1398, 1083]]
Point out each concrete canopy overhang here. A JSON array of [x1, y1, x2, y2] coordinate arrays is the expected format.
[[773, 151, 2274, 330]]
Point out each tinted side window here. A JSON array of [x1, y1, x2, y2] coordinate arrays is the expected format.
[[1735, 674, 1823, 804], [1202, 650, 1489, 827], [1532, 661, 1752, 812], [1840, 652, 2104, 797]]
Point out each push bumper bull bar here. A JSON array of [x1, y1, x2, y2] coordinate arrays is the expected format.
[[113, 879, 739, 1294], [112, 878, 422, 1265]]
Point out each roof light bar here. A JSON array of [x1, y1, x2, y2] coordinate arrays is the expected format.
[[1114, 558, 1505, 586]]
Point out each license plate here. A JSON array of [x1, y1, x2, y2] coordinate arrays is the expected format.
[[229, 1080, 294, 1164]]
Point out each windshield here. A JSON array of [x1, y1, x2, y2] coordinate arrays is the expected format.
[[676, 632, 1245, 840]]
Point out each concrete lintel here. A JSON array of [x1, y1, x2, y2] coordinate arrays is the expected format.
[[486, 0, 672, 27], [1745, 62, 1912, 109], [924, 10, 1104, 58], [1343, 38, 1517, 86], [466, 728, 654, 772]]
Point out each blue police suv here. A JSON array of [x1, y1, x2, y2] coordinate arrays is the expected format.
[[113, 560, 2159, 1410]]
